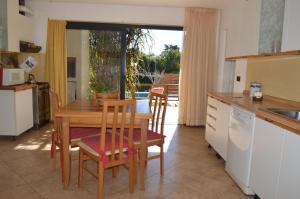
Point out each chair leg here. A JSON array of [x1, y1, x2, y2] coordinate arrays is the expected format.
[[112, 166, 118, 178], [98, 162, 104, 199], [133, 154, 137, 186], [145, 148, 148, 167], [52, 145, 57, 170], [160, 144, 164, 176], [78, 149, 84, 187], [129, 156, 135, 193]]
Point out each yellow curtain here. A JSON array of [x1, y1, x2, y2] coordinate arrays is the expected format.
[[178, 8, 218, 126], [45, 20, 67, 106]]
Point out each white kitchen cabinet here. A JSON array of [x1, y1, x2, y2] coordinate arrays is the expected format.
[[0, 88, 33, 136], [250, 118, 285, 199], [276, 130, 300, 199], [281, 0, 300, 51], [205, 96, 231, 160]]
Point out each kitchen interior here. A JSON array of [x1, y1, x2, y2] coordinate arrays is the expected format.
[[0, 0, 300, 198]]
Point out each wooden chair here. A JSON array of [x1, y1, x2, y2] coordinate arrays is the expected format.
[[78, 99, 137, 199], [49, 91, 100, 170], [125, 91, 167, 176]]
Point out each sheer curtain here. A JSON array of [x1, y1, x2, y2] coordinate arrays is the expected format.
[[178, 8, 219, 126], [45, 20, 67, 106]]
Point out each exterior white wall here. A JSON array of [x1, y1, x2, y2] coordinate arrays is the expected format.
[[80, 30, 90, 100], [67, 30, 82, 99], [67, 29, 90, 100]]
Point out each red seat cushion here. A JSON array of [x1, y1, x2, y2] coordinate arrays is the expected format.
[[70, 127, 100, 140], [124, 129, 165, 142], [81, 134, 128, 155]]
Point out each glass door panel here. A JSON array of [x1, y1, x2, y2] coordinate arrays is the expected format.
[[89, 30, 122, 97]]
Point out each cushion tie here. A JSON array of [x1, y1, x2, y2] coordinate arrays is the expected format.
[[50, 132, 55, 159], [125, 146, 137, 163], [99, 150, 109, 166]]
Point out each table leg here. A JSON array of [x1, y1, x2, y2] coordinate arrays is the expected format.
[[62, 117, 70, 189], [139, 120, 148, 191]]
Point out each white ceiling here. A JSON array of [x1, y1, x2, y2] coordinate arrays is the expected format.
[[30, 0, 225, 8]]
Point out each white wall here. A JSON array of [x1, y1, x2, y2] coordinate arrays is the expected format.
[[28, 0, 261, 57], [28, 0, 262, 94], [7, 0, 34, 52], [28, 1, 185, 53]]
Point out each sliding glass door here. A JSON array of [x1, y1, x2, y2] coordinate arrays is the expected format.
[[89, 30, 122, 96], [66, 28, 125, 102]]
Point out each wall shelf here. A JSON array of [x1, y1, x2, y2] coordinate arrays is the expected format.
[[225, 50, 300, 61]]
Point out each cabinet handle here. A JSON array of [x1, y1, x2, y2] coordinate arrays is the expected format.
[[207, 114, 217, 121], [264, 118, 274, 123], [208, 104, 217, 111], [218, 99, 230, 105], [207, 122, 216, 131]]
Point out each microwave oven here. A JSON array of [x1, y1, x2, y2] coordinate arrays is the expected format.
[[0, 68, 25, 86]]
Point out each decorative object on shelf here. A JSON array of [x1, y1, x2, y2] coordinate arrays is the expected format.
[[20, 56, 37, 73], [20, 41, 41, 53]]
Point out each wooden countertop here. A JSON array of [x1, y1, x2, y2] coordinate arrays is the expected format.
[[0, 84, 36, 91], [208, 92, 300, 135]]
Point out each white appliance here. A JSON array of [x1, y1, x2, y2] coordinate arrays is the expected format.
[[226, 106, 255, 195], [0, 68, 25, 86]]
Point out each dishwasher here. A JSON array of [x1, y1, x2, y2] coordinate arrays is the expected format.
[[225, 106, 255, 195]]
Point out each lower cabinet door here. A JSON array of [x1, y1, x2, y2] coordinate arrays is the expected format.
[[15, 89, 33, 135], [277, 130, 300, 199], [215, 101, 231, 160], [250, 118, 285, 199], [205, 122, 217, 148]]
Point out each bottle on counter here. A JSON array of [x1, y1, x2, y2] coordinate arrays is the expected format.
[[250, 82, 262, 97]]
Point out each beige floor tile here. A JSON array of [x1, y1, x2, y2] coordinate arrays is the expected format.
[[0, 123, 252, 199]]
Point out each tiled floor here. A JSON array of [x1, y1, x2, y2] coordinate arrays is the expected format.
[[0, 123, 251, 199]]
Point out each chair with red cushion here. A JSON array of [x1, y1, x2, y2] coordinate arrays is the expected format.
[[124, 91, 167, 176], [77, 99, 136, 199], [49, 91, 99, 172]]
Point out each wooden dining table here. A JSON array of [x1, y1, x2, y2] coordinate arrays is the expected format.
[[55, 99, 152, 190]]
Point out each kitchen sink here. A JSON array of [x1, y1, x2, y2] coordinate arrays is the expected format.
[[264, 108, 300, 121]]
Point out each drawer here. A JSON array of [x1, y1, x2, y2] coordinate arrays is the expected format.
[[207, 104, 218, 117], [206, 114, 217, 127], [208, 96, 219, 108], [206, 122, 216, 132]]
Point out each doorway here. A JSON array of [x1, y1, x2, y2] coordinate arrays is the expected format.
[[66, 22, 183, 107]]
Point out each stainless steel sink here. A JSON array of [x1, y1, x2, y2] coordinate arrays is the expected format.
[[264, 108, 300, 121]]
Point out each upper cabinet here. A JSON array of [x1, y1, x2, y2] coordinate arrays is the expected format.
[[281, 0, 300, 51], [0, 0, 34, 52], [258, 0, 285, 54]]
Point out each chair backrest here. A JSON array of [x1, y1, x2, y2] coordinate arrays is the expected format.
[[149, 91, 168, 135], [49, 91, 62, 132], [100, 99, 136, 164], [93, 91, 119, 101]]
